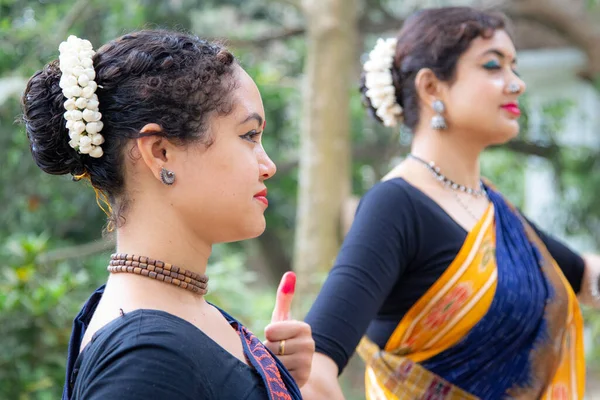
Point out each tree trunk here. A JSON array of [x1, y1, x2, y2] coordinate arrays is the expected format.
[[293, 0, 358, 312]]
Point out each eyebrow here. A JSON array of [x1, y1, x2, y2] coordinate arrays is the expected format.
[[239, 112, 264, 128], [482, 49, 517, 63]]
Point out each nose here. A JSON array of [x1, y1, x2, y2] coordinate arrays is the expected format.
[[507, 73, 526, 95], [518, 77, 526, 94], [259, 148, 277, 180]]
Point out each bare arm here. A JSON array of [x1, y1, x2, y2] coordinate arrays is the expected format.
[[303, 183, 414, 399], [578, 254, 600, 308], [301, 353, 345, 400]]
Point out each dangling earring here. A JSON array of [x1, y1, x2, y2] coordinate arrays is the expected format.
[[160, 168, 175, 185], [431, 99, 447, 130]]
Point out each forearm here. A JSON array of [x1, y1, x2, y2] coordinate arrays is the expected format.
[[301, 353, 345, 400], [578, 254, 600, 308]]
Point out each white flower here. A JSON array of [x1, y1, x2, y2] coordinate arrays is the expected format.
[[91, 134, 105, 146], [84, 68, 95, 80], [81, 86, 95, 99], [86, 81, 97, 92], [79, 143, 93, 154], [86, 97, 99, 110], [59, 55, 79, 70], [75, 98, 88, 109], [82, 109, 95, 122], [71, 66, 85, 77], [79, 39, 93, 49], [365, 72, 393, 89], [78, 74, 90, 87], [63, 86, 80, 98], [72, 121, 86, 135], [79, 135, 92, 146], [69, 131, 81, 141], [366, 86, 395, 106], [58, 35, 104, 158], [69, 109, 83, 121], [89, 146, 103, 158], [86, 121, 103, 134], [59, 75, 77, 89], [79, 50, 94, 59], [82, 110, 101, 122], [81, 59, 93, 69], [363, 37, 403, 127], [64, 98, 76, 111], [364, 59, 390, 73]]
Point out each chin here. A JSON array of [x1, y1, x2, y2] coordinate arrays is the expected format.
[[488, 123, 520, 145], [216, 215, 267, 244], [239, 216, 267, 241], [247, 224, 266, 240]]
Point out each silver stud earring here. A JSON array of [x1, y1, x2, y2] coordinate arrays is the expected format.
[[160, 168, 175, 185], [508, 82, 521, 94], [431, 99, 447, 130]]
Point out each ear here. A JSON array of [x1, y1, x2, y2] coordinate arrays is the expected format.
[[414, 68, 447, 110], [136, 123, 175, 182]]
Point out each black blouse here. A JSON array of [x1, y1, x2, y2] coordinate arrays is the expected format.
[[305, 178, 585, 374]]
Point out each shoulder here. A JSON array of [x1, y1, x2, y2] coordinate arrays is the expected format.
[[72, 310, 212, 399], [358, 178, 418, 213], [354, 178, 431, 231], [342, 178, 425, 256], [84, 309, 214, 363]]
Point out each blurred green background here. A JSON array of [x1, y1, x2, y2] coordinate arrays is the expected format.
[[1, 0, 600, 398]]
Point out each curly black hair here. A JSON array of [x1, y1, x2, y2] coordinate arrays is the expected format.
[[21, 30, 238, 225]]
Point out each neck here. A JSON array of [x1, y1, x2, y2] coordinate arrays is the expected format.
[[115, 201, 212, 277], [410, 127, 483, 189]]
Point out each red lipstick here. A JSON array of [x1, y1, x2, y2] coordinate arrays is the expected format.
[[501, 102, 521, 116], [254, 188, 268, 207]]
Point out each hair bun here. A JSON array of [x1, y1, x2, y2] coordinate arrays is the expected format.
[[22, 60, 86, 176]]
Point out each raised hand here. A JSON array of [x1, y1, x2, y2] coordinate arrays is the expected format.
[[271, 271, 296, 322], [264, 272, 315, 387]]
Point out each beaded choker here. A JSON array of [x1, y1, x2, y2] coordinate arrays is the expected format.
[[108, 253, 208, 295]]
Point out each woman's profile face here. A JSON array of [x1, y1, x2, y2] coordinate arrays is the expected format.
[[167, 66, 277, 244], [443, 29, 526, 146]]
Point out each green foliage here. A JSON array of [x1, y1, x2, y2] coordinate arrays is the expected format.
[[1, 0, 600, 398], [584, 306, 600, 369], [0, 234, 98, 400], [205, 247, 278, 334], [0, 236, 277, 399], [481, 150, 526, 208]]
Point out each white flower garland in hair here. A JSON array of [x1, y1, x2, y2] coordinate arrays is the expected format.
[[59, 35, 105, 158], [363, 38, 403, 127]]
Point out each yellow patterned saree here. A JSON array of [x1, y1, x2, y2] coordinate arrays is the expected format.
[[357, 186, 585, 399]]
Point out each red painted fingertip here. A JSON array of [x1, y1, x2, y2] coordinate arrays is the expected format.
[[280, 271, 296, 295]]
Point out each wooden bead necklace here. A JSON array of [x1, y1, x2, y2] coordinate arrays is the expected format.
[[107, 253, 209, 295]]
